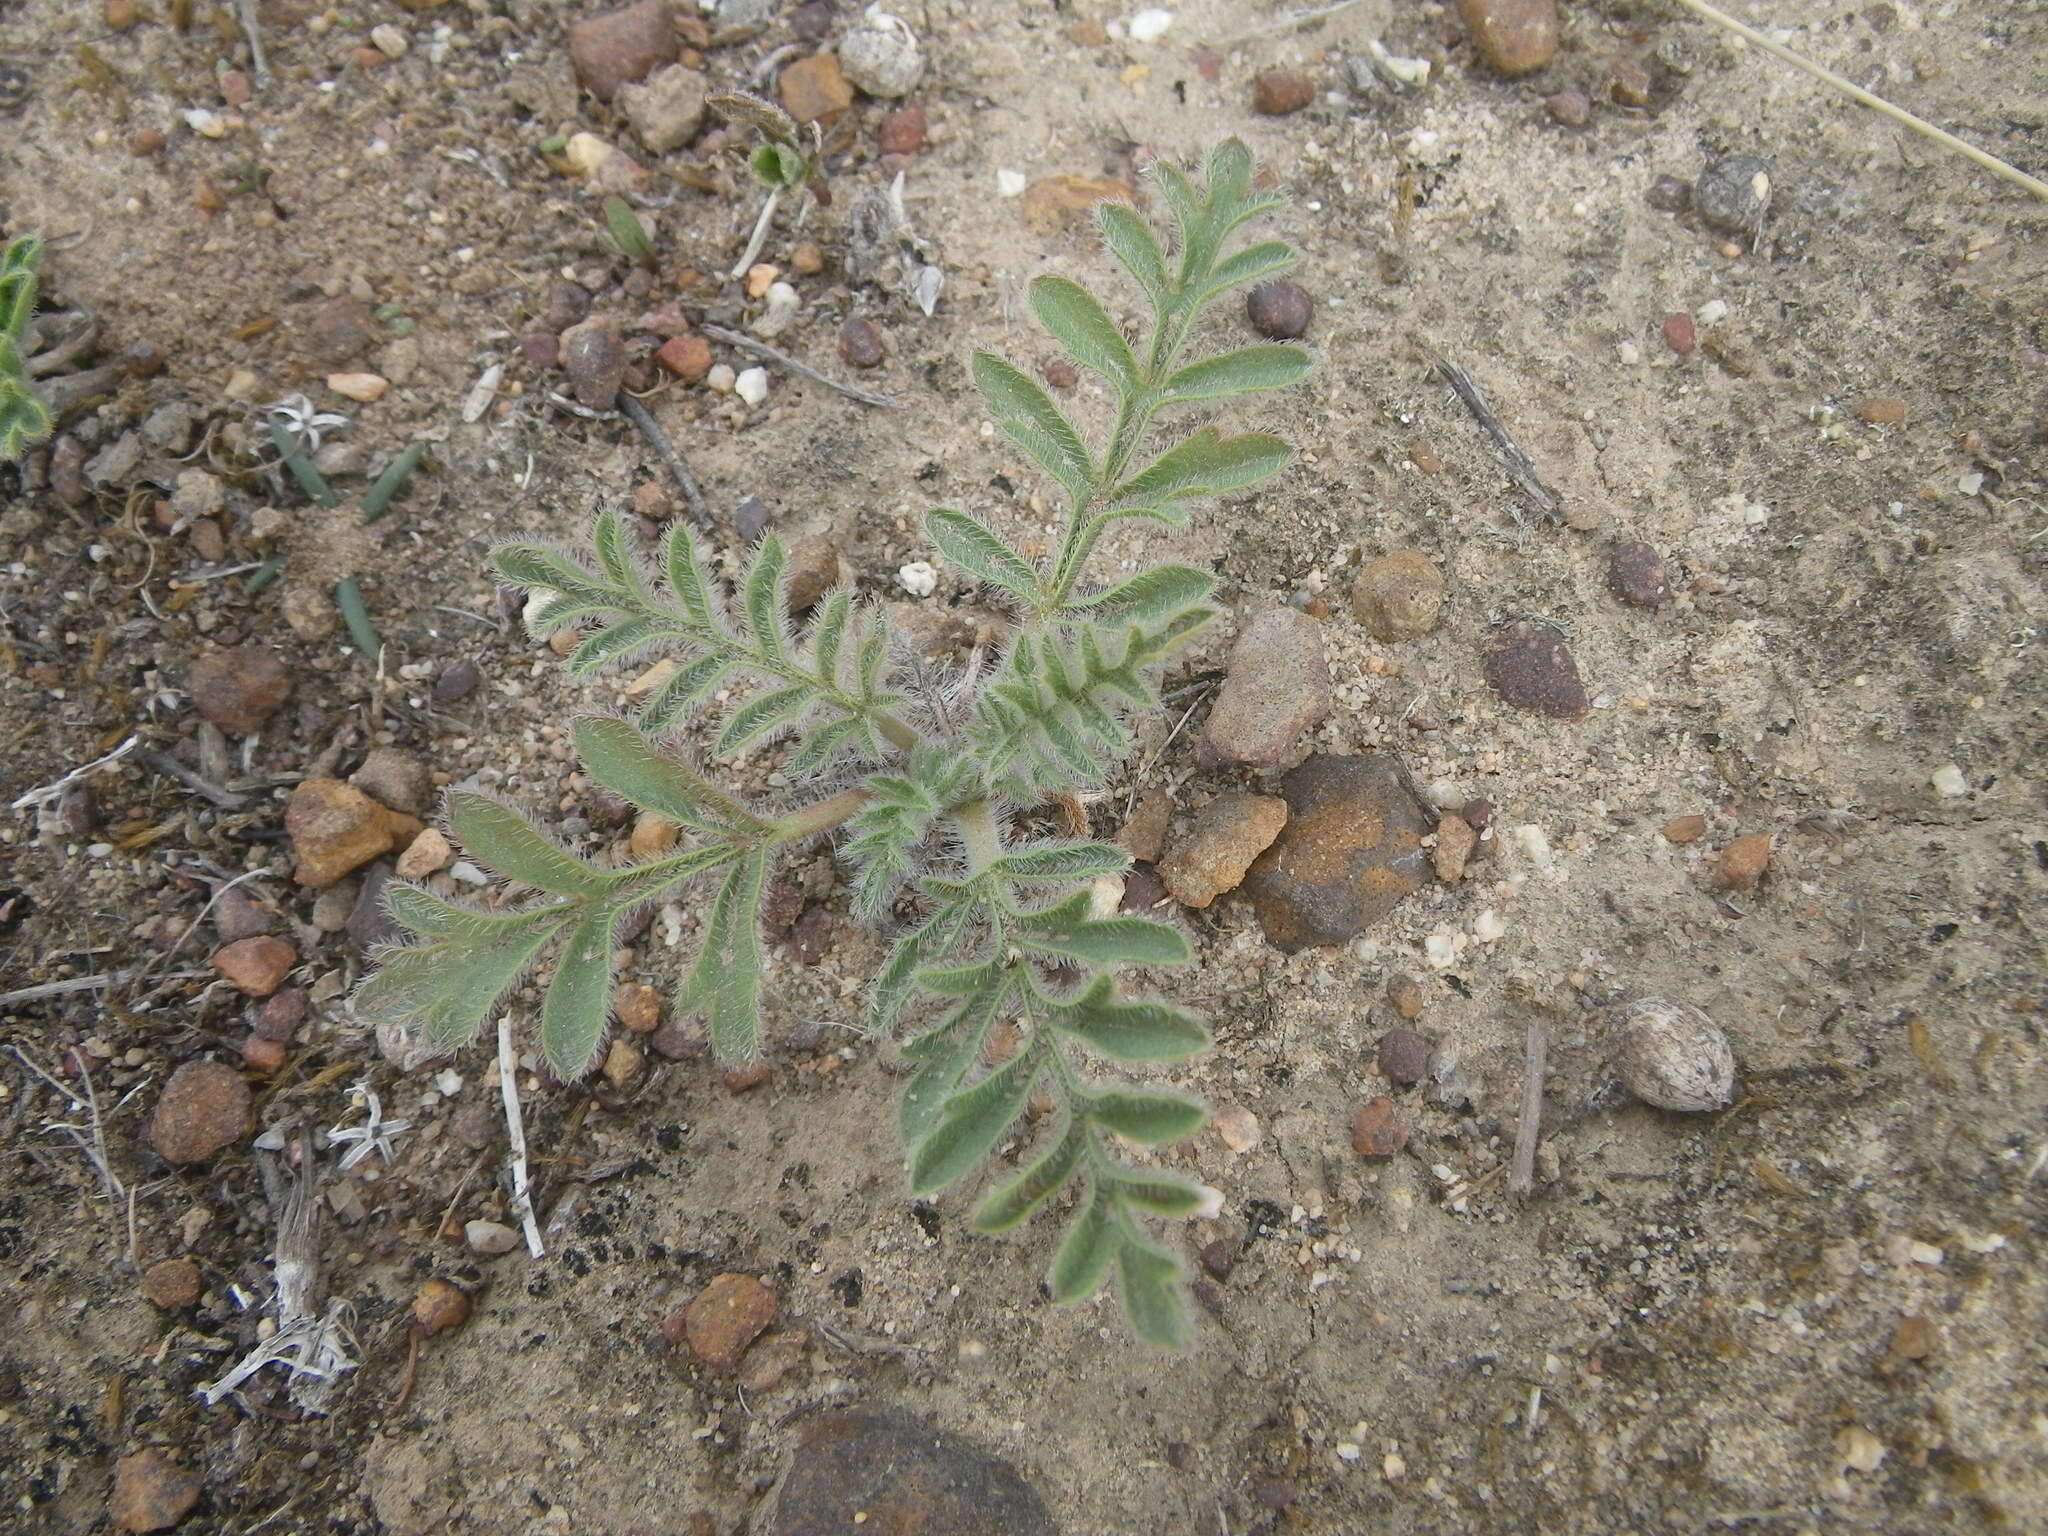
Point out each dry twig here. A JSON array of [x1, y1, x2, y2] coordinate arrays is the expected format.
[[699, 324, 903, 409], [1509, 1015, 1548, 1197], [1428, 353, 1560, 524], [498, 1017, 546, 1259]]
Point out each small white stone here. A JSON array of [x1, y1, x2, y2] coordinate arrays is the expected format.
[[839, 6, 924, 98], [183, 108, 225, 138], [326, 371, 390, 403], [1129, 7, 1174, 42], [464, 1219, 520, 1255], [1930, 763, 1968, 798], [752, 282, 800, 339], [1511, 824, 1552, 867], [1472, 908, 1505, 943], [522, 587, 562, 633], [1618, 340, 1641, 365], [705, 363, 736, 394], [1211, 1104, 1260, 1154], [996, 169, 1027, 197], [734, 367, 770, 406], [1087, 873, 1124, 918], [433, 1068, 463, 1096], [370, 23, 409, 58], [1958, 470, 1984, 496], [1335, 1442, 1362, 1463], [1424, 932, 1457, 969], [1697, 298, 1730, 324], [897, 559, 938, 597]]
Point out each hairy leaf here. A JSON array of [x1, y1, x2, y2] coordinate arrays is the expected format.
[[448, 794, 612, 896], [1066, 565, 1214, 627], [741, 535, 790, 663], [680, 845, 771, 1061], [1115, 1234, 1187, 1347], [714, 683, 810, 757], [1048, 1182, 1116, 1303], [973, 1119, 1087, 1233], [900, 984, 1008, 1146], [572, 717, 753, 834], [993, 841, 1129, 882], [1162, 345, 1311, 403], [1095, 201, 1168, 307], [1030, 276, 1137, 393], [541, 904, 619, 1079], [639, 650, 732, 731], [1088, 1090, 1207, 1145], [909, 1047, 1039, 1195], [356, 902, 570, 1053], [1053, 983, 1208, 1064], [925, 508, 1040, 601], [1109, 1169, 1212, 1218], [1020, 912, 1188, 968], [972, 352, 1092, 505], [1111, 428, 1291, 512]]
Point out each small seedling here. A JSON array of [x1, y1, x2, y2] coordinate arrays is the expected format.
[[707, 91, 825, 279], [358, 141, 1310, 1345], [601, 196, 657, 271], [1, 234, 54, 462]]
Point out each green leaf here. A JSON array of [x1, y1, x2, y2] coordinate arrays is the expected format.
[[639, 650, 731, 731], [782, 716, 860, 780], [916, 956, 1006, 998], [741, 535, 789, 661], [1054, 987, 1209, 1064], [925, 508, 1040, 601], [1048, 1182, 1116, 1303], [972, 1120, 1087, 1233], [1162, 345, 1311, 403], [870, 901, 971, 1032], [679, 845, 770, 1061], [496, 542, 610, 607], [661, 525, 719, 629], [1030, 275, 1137, 393], [1095, 201, 1169, 307], [899, 986, 1006, 1146], [1195, 240, 1296, 303], [993, 841, 1129, 882], [448, 793, 612, 896], [749, 143, 808, 188], [540, 904, 619, 1080], [354, 904, 570, 1053], [1066, 565, 1214, 626], [1205, 138, 1255, 214], [603, 197, 654, 266], [1115, 1235, 1188, 1347], [972, 352, 1092, 505], [909, 1048, 1039, 1195], [714, 683, 810, 757], [1019, 914, 1188, 968], [566, 615, 660, 676], [1087, 1091, 1207, 1146], [0, 384, 51, 462], [809, 591, 851, 683], [1108, 1169, 1211, 1218], [572, 716, 753, 834], [1111, 428, 1291, 511]]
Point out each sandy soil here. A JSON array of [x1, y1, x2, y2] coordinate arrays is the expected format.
[[2, 1, 2044, 1532]]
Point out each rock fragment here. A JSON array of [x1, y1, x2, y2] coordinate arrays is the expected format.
[[188, 648, 291, 734], [678, 1273, 777, 1372], [287, 779, 423, 888], [1694, 155, 1772, 235], [768, 1409, 1055, 1536], [616, 63, 705, 154], [149, 1060, 250, 1165], [1245, 279, 1313, 339], [1204, 609, 1331, 768], [1483, 621, 1589, 721], [779, 53, 853, 125], [1432, 813, 1476, 882], [1714, 832, 1771, 892], [568, 0, 677, 102], [110, 1450, 203, 1533], [1350, 1097, 1408, 1158], [1613, 998, 1735, 1111], [1456, 0, 1559, 77], [1376, 1028, 1432, 1086], [350, 747, 433, 816], [1244, 755, 1431, 951], [211, 936, 296, 998], [1159, 794, 1288, 909], [1350, 549, 1444, 641], [1251, 69, 1315, 116], [140, 1257, 202, 1309], [1607, 541, 1673, 607]]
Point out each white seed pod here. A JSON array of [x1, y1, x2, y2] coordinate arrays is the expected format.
[[839, 7, 924, 99], [1614, 998, 1735, 1112]]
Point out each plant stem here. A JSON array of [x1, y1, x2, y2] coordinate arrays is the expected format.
[[952, 798, 1000, 873], [729, 187, 782, 279], [772, 786, 872, 843]]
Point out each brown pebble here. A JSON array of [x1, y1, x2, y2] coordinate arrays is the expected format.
[[1377, 1028, 1432, 1085], [1459, 797, 1493, 832], [679, 1273, 777, 1372], [878, 103, 926, 155], [567, 0, 678, 102], [1715, 832, 1772, 892], [1457, 0, 1559, 77], [724, 1063, 771, 1094], [615, 981, 662, 1033], [1406, 439, 1441, 474], [1119, 861, 1168, 914], [1483, 621, 1589, 721], [1159, 794, 1288, 909], [1041, 358, 1079, 390], [1544, 89, 1590, 126], [562, 324, 626, 411], [412, 1278, 473, 1336], [218, 69, 253, 107], [836, 316, 884, 369], [1607, 541, 1674, 607], [1245, 754, 1430, 951], [1117, 792, 1173, 865], [1662, 311, 1696, 356], [255, 985, 307, 1040], [141, 1257, 202, 1310], [654, 333, 712, 382], [1663, 814, 1707, 845], [789, 240, 825, 275], [1889, 1314, 1937, 1360], [148, 1060, 250, 1166], [104, 0, 140, 28], [287, 778, 421, 888], [1387, 977, 1424, 1021], [110, 1450, 202, 1533], [1350, 549, 1444, 642], [1433, 813, 1477, 882], [1198, 1239, 1236, 1281], [1858, 396, 1907, 426], [1245, 279, 1313, 339], [1205, 608, 1332, 768], [1607, 57, 1651, 106], [1251, 68, 1315, 116], [210, 935, 295, 998], [241, 1034, 286, 1073], [187, 647, 291, 734], [130, 128, 167, 156], [1350, 1097, 1409, 1158], [783, 536, 842, 614], [779, 52, 853, 125]]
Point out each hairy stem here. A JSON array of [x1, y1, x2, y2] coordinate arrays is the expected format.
[[952, 798, 1001, 873], [772, 786, 872, 843]]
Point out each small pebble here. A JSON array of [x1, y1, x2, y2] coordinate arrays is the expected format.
[[433, 659, 480, 702], [1607, 541, 1673, 606], [1714, 833, 1771, 892], [1889, 1315, 1938, 1360], [1607, 57, 1651, 106], [1661, 813, 1707, 845], [1432, 813, 1476, 882], [1387, 977, 1424, 1021], [140, 1257, 202, 1309], [1613, 998, 1735, 1111], [1350, 549, 1443, 642], [615, 981, 662, 1032], [1205, 608, 1332, 768], [109, 1451, 202, 1535], [1661, 311, 1696, 356], [878, 104, 926, 155], [562, 324, 625, 411], [734, 366, 770, 406], [1041, 358, 1079, 390], [1456, 0, 1560, 77], [1644, 175, 1691, 212], [1252, 69, 1315, 116], [839, 8, 924, 98], [211, 936, 296, 998], [326, 371, 390, 403], [1245, 279, 1313, 339], [148, 1060, 250, 1166], [465, 1219, 520, 1255], [567, 0, 678, 102], [789, 240, 825, 275], [412, 1278, 472, 1335], [1211, 1104, 1260, 1154], [188, 647, 291, 734], [1858, 396, 1907, 426], [1376, 1028, 1432, 1086], [677, 1272, 777, 1372], [837, 317, 885, 368], [654, 334, 713, 381], [1483, 621, 1589, 721], [1350, 1097, 1408, 1158], [370, 23, 409, 58], [1694, 154, 1772, 235], [1545, 89, 1590, 126]]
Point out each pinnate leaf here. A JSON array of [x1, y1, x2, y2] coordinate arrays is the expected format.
[[680, 845, 771, 1061], [1030, 276, 1137, 392], [1115, 1235, 1188, 1348], [1162, 345, 1311, 403], [971, 352, 1092, 504], [449, 793, 612, 896], [993, 841, 1129, 882], [909, 1049, 1039, 1195], [1088, 1090, 1206, 1145], [972, 1120, 1087, 1233], [572, 716, 752, 834], [925, 508, 1040, 600]]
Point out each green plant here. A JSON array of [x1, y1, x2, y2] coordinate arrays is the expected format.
[[705, 91, 826, 280], [1, 234, 53, 462], [601, 196, 656, 271], [357, 140, 1309, 1344]]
